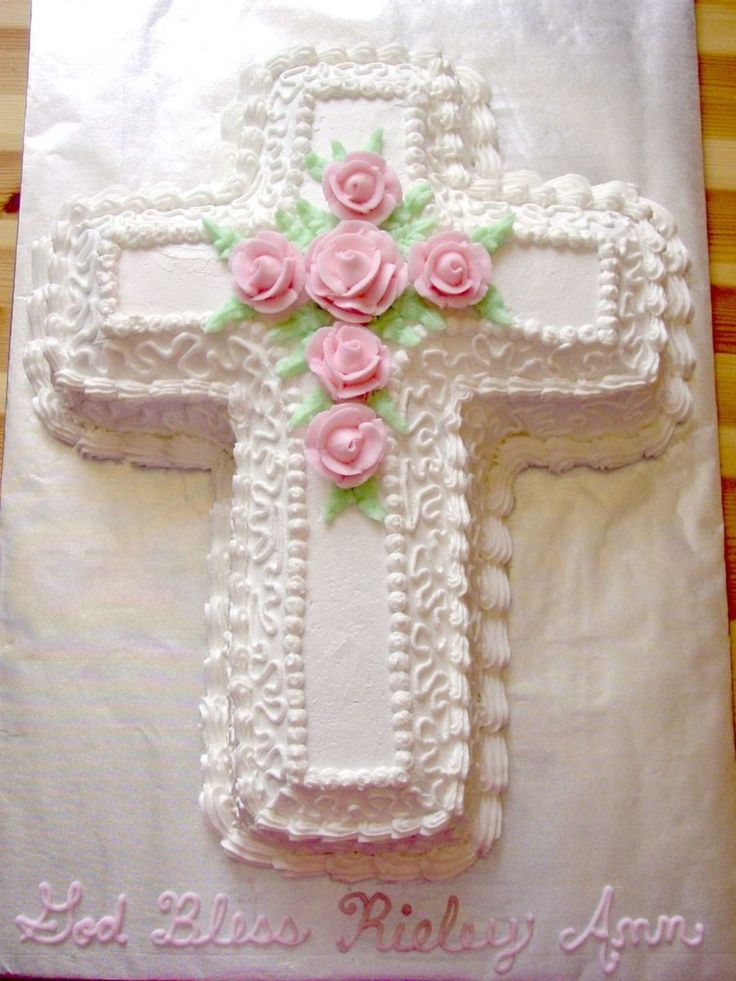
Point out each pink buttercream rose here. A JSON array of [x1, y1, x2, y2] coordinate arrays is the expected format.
[[229, 231, 306, 315], [305, 220, 408, 324], [408, 232, 492, 309], [305, 403, 387, 489], [322, 151, 402, 225], [306, 324, 391, 401]]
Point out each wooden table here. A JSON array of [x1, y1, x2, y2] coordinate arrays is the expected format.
[[1, 3, 734, 698]]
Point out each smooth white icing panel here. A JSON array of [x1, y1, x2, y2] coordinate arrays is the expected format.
[[492, 244, 599, 329], [117, 245, 231, 315], [301, 469, 396, 771]]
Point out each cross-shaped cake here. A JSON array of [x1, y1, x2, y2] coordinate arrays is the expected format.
[[25, 46, 693, 881]]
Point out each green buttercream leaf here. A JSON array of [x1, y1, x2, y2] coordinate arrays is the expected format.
[[401, 291, 445, 332], [331, 139, 347, 161], [367, 389, 409, 434], [387, 215, 438, 256], [305, 152, 327, 181], [277, 199, 337, 249], [295, 198, 322, 222], [404, 183, 434, 216], [267, 303, 331, 345], [275, 337, 309, 378], [352, 477, 386, 522], [288, 387, 332, 431], [383, 321, 423, 347], [323, 476, 385, 523], [419, 306, 445, 332], [202, 217, 242, 260], [382, 181, 436, 253], [471, 213, 515, 254], [274, 207, 291, 233], [384, 182, 433, 227], [474, 284, 514, 326], [366, 129, 384, 154], [371, 307, 401, 338], [324, 485, 356, 523], [373, 289, 445, 344], [204, 295, 255, 334]]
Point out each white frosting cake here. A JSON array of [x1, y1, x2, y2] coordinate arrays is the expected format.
[[3, 6, 735, 979], [25, 48, 693, 880]]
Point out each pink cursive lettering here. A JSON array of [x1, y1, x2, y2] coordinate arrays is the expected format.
[[15, 881, 127, 947], [150, 890, 310, 948], [336, 891, 533, 975], [559, 885, 705, 975]]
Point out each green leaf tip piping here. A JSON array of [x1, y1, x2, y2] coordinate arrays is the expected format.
[[331, 139, 347, 161], [367, 389, 409, 435], [276, 200, 337, 249], [373, 288, 446, 346], [305, 152, 327, 181], [267, 303, 331, 345], [204, 295, 254, 334], [474, 284, 514, 326], [365, 129, 384, 154], [288, 388, 332, 431], [383, 183, 436, 253], [202, 217, 242, 260], [275, 336, 310, 379], [324, 476, 386, 523], [471, 213, 514, 255]]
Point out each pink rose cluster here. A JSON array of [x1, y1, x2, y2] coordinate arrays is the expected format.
[[223, 148, 498, 495], [302, 323, 391, 489]]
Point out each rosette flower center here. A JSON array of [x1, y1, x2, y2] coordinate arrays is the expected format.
[[305, 403, 387, 489], [345, 172, 375, 202], [305, 220, 408, 324], [334, 338, 368, 373], [228, 230, 306, 315], [249, 254, 282, 291], [408, 231, 492, 309], [326, 426, 362, 463], [305, 323, 391, 402], [322, 151, 402, 224], [435, 253, 467, 287]]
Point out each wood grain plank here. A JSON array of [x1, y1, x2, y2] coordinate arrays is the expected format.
[[0, 94, 27, 152], [0, 149, 22, 203], [722, 480, 736, 618], [703, 137, 736, 190], [0, 0, 31, 30], [0, 3, 26, 476], [696, 1, 736, 55], [712, 285, 736, 353], [711, 262, 736, 288], [718, 424, 736, 480], [715, 353, 736, 427], [705, 189, 736, 287], [0, 29, 30, 95], [698, 54, 736, 140]]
